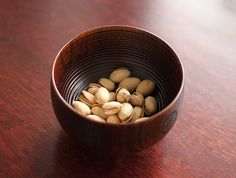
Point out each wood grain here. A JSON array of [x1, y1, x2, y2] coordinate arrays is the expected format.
[[0, 0, 236, 177]]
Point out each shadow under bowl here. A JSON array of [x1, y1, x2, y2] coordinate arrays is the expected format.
[[51, 25, 184, 152]]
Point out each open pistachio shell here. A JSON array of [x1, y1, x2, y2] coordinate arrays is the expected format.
[[102, 101, 122, 115], [78, 90, 96, 108], [95, 87, 110, 105], [116, 87, 131, 103], [87, 83, 101, 95], [118, 102, 133, 121]]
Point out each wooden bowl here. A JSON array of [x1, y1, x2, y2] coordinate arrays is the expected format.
[[51, 25, 184, 152]]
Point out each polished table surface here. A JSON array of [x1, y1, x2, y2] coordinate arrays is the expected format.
[[0, 0, 236, 177]]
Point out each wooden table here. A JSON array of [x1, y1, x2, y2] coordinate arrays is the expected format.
[[1, 0, 236, 177]]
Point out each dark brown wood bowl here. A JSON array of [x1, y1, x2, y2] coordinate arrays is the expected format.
[[51, 25, 184, 152]]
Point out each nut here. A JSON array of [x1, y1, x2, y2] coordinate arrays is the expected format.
[[95, 87, 110, 105], [98, 78, 115, 91], [87, 115, 105, 123], [143, 96, 157, 116], [130, 106, 144, 122], [106, 115, 121, 124], [72, 101, 91, 116], [136, 80, 155, 96], [135, 117, 150, 123], [91, 105, 108, 119], [102, 101, 122, 115], [87, 83, 101, 95], [118, 102, 133, 121], [119, 77, 141, 92], [130, 92, 144, 106], [116, 87, 131, 103], [78, 90, 96, 108], [109, 92, 117, 101], [109, 68, 131, 83]]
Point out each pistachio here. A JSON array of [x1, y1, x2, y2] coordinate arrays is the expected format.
[[109, 68, 131, 83], [143, 96, 157, 116], [78, 90, 96, 108], [136, 80, 155, 96], [118, 102, 133, 121], [135, 117, 150, 123], [109, 92, 117, 101], [130, 92, 144, 106], [91, 105, 108, 119], [95, 87, 110, 105], [106, 114, 121, 124], [130, 106, 144, 122], [116, 87, 131, 103], [119, 77, 141, 92], [72, 101, 91, 116], [87, 83, 101, 95], [87, 115, 105, 123], [98, 78, 115, 91], [102, 101, 122, 115]]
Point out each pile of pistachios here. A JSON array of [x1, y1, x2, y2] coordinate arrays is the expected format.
[[72, 68, 157, 124]]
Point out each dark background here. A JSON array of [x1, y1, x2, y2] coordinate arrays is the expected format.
[[0, 0, 236, 177]]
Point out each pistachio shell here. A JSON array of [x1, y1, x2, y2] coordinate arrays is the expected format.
[[109, 92, 117, 101], [72, 101, 91, 116], [135, 117, 150, 123], [119, 77, 141, 92], [136, 80, 155, 96], [116, 87, 131, 103], [130, 92, 144, 106], [98, 78, 115, 91], [106, 114, 121, 124], [102, 101, 122, 115], [109, 68, 131, 83], [87, 115, 105, 123], [130, 106, 144, 122], [95, 87, 110, 105], [118, 102, 133, 121], [91, 105, 108, 119], [143, 96, 157, 115], [78, 90, 96, 108], [87, 83, 101, 95]]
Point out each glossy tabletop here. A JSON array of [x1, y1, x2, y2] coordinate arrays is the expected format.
[[0, 0, 236, 177]]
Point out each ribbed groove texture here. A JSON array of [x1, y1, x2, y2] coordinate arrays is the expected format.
[[55, 28, 182, 113]]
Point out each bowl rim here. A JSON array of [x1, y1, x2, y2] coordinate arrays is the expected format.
[[51, 25, 184, 126]]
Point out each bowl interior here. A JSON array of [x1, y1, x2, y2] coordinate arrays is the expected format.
[[53, 26, 183, 114]]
